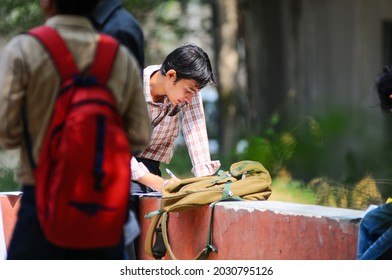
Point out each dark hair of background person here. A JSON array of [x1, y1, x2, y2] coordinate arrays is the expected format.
[[56, 0, 100, 15], [160, 44, 216, 89]]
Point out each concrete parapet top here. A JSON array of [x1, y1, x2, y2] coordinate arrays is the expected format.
[[215, 200, 365, 221], [0, 192, 22, 196]]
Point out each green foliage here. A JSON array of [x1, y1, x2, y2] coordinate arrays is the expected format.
[[0, 0, 161, 36], [123, 0, 162, 20], [133, 0, 191, 64], [0, 1, 42, 36], [0, 165, 19, 192], [270, 174, 384, 210], [240, 107, 365, 182], [241, 113, 297, 176], [238, 107, 389, 208], [287, 109, 348, 180], [271, 177, 317, 205], [307, 176, 383, 210], [161, 145, 193, 179]]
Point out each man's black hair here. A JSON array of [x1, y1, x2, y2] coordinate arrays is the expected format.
[[160, 44, 215, 89], [56, 0, 100, 15]]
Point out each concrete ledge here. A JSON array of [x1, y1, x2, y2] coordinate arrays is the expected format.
[[0, 192, 364, 260], [137, 197, 364, 260]]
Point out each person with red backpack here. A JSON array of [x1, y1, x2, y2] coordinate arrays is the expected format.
[[0, 0, 150, 259]]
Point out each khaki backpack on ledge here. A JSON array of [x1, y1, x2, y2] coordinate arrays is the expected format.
[[144, 160, 272, 260]]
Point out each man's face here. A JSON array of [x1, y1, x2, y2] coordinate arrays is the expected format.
[[164, 70, 199, 106]]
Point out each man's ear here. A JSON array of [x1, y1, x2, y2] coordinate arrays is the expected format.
[[166, 69, 177, 82]]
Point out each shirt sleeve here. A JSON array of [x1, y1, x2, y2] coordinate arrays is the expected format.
[[130, 156, 150, 181], [0, 37, 25, 149], [181, 92, 221, 177]]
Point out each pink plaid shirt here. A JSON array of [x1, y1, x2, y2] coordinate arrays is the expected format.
[[131, 65, 220, 180]]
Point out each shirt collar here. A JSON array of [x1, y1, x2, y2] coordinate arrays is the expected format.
[[45, 15, 95, 30], [144, 65, 162, 104]]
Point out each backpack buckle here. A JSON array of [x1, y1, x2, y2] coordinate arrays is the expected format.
[[204, 244, 218, 255]]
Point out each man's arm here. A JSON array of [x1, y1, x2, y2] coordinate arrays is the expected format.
[[0, 38, 25, 149], [181, 92, 221, 176]]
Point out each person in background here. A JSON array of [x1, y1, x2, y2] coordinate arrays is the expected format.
[[126, 44, 221, 259], [131, 44, 221, 194], [90, 0, 144, 69], [90, 0, 146, 260], [0, 0, 150, 259], [356, 66, 392, 260]]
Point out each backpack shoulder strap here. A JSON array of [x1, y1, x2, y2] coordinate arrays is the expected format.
[[27, 26, 119, 84], [23, 26, 79, 170], [27, 26, 79, 80], [89, 34, 119, 85], [160, 211, 217, 260], [145, 210, 218, 260], [144, 213, 164, 259]]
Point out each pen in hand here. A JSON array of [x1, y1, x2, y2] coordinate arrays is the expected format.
[[165, 168, 177, 178]]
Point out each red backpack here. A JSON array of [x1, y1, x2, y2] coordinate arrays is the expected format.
[[26, 26, 131, 249]]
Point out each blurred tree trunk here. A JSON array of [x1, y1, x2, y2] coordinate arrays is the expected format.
[[239, 0, 287, 134], [212, 0, 244, 160]]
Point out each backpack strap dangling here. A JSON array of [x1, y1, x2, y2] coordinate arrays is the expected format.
[[144, 210, 167, 259]]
